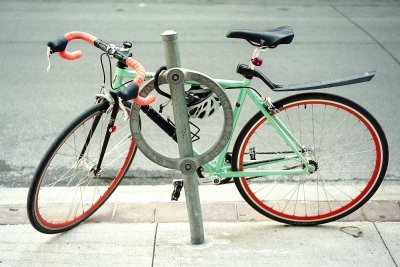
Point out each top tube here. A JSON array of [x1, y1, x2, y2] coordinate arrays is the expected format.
[[114, 67, 252, 89]]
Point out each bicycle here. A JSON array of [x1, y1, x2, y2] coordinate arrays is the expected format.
[[27, 27, 389, 234]]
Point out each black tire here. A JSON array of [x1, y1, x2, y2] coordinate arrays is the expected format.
[[232, 93, 388, 225], [27, 101, 137, 233]]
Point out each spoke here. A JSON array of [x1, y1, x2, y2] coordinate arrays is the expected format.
[[316, 105, 327, 162], [312, 104, 316, 159], [316, 170, 320, 215], [324, 189, 345, 209], [319, 170, 346, 210], [302, 175, 307, 216], [318, 161, 375, 169], [55, 152, 80, 157], [42, 161, 81, 188], [103, 134, 131, 158], [253, 182, 273, 194], [321, 126, 373, 156], [320, 159, 375, 164], [305, 106, 340, 150], [317, 138, 373, 152], [284, 109, 295, 139], [65, 169, 85, 187], [76, 186, 84, 219], [318, 149, 375, 160], [319, 171, 332, 212], [332, 184, 354, 201], [331, 112, 350, 134], [293, 182, 300, 216], [315, 111, 351, 154], [98, 149, 129, 174], [281, 182, 301, 214], [271, 181, 302, 209], [298, 106, 302, 145], [63, 141, 84, 158], [350, 184, 363, 194], [73, 130, 78, 160], [75, 172, 93, 187], [261, 182, 279, 201], [319, 170, 372, 173], [44, 170, 80, 188], [74, 172, 95, 218]]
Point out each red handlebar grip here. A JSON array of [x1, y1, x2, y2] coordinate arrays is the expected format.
[[125, 57, 156, 105], [57, 31, 97, 60], [59, 50, 83, 60], [64, 32, 97, 44], [133, 95, 157, 106], [125, 57, 146, 87]]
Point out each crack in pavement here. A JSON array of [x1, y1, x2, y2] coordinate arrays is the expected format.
[[373, 222, 399, 267], [331, 5, 400, 66]]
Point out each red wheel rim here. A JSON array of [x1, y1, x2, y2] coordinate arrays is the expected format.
[[238, 99, 383, 222]]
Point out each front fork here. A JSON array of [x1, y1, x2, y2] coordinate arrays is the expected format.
[[79, 93, 120, 176]]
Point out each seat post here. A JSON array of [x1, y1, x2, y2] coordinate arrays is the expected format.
[[250, 46, 268, 70]]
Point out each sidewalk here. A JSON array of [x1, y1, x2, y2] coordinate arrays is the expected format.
[[0, 185, 399, 266]]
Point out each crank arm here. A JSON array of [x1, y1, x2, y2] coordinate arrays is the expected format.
[[198, 176, 222, 185]]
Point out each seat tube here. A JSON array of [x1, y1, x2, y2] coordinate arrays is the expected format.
[[215, 88, 247, 168]]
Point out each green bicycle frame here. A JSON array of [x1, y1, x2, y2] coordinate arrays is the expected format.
[[112, 67, 314, 179]]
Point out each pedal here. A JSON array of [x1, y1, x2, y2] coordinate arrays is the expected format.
[[171, 179, 184, 201]]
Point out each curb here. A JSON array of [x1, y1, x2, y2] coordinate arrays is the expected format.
[[2, 200, 399, 225]]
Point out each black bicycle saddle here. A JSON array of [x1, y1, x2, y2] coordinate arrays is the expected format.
[[226, 26, 294, 47]]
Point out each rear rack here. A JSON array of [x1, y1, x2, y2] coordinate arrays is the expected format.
[[275, 71, 375, 92], [236, 64, 376, 92]]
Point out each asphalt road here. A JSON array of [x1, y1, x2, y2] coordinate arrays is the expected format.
[[0, 0, 399, 187]]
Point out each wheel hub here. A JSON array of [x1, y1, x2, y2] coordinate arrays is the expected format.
[[307, 159, 318, 173]]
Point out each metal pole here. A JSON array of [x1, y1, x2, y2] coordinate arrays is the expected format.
[[161, 30, 204, 245]]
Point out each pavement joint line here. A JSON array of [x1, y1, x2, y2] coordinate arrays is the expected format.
[[331, 5, 400, 66], [373, 222, 399, 267], [110, 203, 117, 220], [235, 203, 239, 221], [151, 222, 158, 267]]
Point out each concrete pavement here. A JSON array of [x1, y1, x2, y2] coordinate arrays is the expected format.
[[1, 222, 399, 266], [0, 185, 399, 266]]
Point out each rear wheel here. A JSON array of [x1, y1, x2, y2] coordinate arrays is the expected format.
[[27, 101, 136, 233], [232, 93, 388, 225]]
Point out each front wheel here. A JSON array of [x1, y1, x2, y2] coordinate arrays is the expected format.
[[27, 101, 136, 233], [232, 93, 388, 225]]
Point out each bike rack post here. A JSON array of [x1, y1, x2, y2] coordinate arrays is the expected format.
[[161, 30, 204, 245], [130, 31, 233, 245]]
